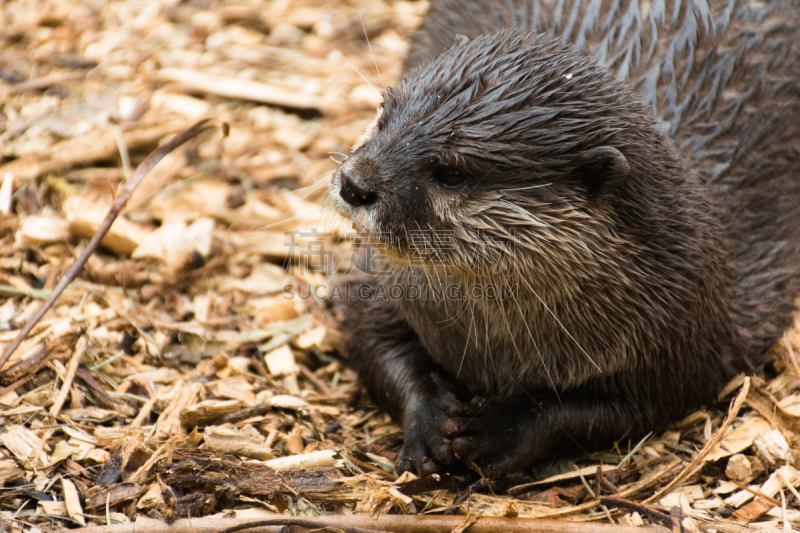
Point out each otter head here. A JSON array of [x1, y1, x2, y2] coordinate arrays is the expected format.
[[330, 30, 685, 287]]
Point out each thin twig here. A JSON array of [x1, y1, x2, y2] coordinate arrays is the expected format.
[[65, 514, 656, 533], [645, 377, 750, 504], [6, 72, 86, 95], [0, 119, 217, 372], [341, 450, 397, 481], [777, 469, 800, 503], [599, 497, 676, 530], [49, 336, 88, 419], [129, 395, 157, 430], [730, 480, 782, 508]]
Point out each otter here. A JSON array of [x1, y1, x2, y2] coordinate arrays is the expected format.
[[329, 0, 800, 478]]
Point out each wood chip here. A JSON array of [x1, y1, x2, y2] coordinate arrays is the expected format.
[[707, 415, 771, 462], [203, 425, 274, 460], [63, 477, 86, 526], [158, 68, 324, 111], [264, 394, 308, 409], [0, 172, 13, 215], [0, 458, 23, 486], [0, 118, 192, 184], [14, 215, 70, 248], [0, 424, 50, 469], [286, 427, 305, 454], [264, 449, 340, 471], [154, 381, 205, 442], [64, 195, 150, 255], [39, 500, 68, 516], [137, 483, 166, 510], [88, 483, 147, 510], [726, 455, 750, 482], [180, 399, 243, 427], [754, 429, 794, 468], [734, 466, 800, 521]]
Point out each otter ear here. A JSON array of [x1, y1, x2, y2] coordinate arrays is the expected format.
[[573, 146, 630, 197]]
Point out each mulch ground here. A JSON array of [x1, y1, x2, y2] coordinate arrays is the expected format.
[[1, 1, 800, 531]]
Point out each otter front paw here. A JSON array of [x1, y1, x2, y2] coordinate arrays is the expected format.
[[395, 375, 459, 476], [440, 396, 540, 477]]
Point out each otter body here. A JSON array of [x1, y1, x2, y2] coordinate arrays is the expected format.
[[331, 0, 800, 477]]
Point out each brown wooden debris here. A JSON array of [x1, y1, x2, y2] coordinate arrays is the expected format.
[[158, 69, 324, 112], [163, 449, 343, 499], [733, 466, 800, 521], [0, 344, 48, 386], [706, 414, 772, 462], [50, 335, 87, 419], [746, 378, 800, 437], [203, 425, 274, 460], [137, 483, 166, 512], [0, 118, 193, 184], [0, 424, 50, 469], [725, 454, 764, 483], [646, 377, 749, 504], [63, 477, 86, 526], [0, 118, 218, 370], [4, 71, 86, 95], [2, 2, 800, 531], [754, 429, 795, 469], [154, 381, 206, 442], [0, 457, 24, 485], [180, 399, 243, 427], [87, 483, 147, 510], [64, 195, 149, 256], [14, 214, 70, 248], [67, 514, 654, 533]]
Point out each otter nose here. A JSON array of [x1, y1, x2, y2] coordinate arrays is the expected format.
[[339, 171, 378, 208]]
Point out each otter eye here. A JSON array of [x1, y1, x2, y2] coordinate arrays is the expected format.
[[433, 167, 465, 188]]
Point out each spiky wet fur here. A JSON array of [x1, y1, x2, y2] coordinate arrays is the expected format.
[[332, 0, 800, 477]]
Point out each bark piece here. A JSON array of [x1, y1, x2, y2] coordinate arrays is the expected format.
[[203, 425, 274, 460], [64, 195, 148, 256], [753, 429, 794, 468], [158, 68, 324, 111], [0, 424, 50, 469], [14, 215, 70, 248], [0, 458, 23, 486], [180, 399, 243, 427], [707, 415, 771, 462], [63, 478, 86, 526], [263, 449, 340, 471], [733, 465, 800, 521], [726, 454, 756, 483], [87, 483, 147, 510], [0, 118, 192, 184], [155, 381, 205, 441]]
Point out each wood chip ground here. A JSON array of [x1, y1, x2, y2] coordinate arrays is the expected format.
[[1, 0, 799, 531]]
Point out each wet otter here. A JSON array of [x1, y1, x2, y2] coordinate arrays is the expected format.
[[330, 0, 800, 477]]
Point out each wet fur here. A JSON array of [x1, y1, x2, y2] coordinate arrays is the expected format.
[[332, 0, 800, 477]]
